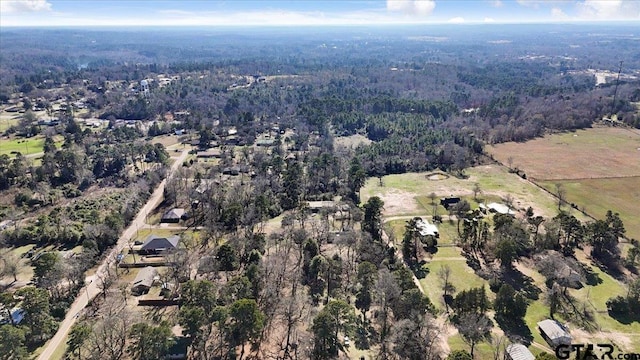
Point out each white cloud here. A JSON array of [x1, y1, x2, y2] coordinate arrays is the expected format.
[[448, 16, 465, 23], [579, 0, 622, 17], [491, 1, 503, 8], [387, 0, 436, 16], [484, 17, 496, 22], [576, 0, 640, 20], [551, 7, 568, 19], [516, 0, 540, 8], [0, 0, 52, 13]]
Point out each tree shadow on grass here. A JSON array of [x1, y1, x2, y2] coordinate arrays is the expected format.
[[411, 260, 430, 279], [578, 262, 603, 286], [496, 316, 533, 345], [589, 253, 626, 281], [501, 267, 542, 300], [608, 310, 640, 325]]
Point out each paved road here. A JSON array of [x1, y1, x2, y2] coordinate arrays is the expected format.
[[37, 150, 189, 360]]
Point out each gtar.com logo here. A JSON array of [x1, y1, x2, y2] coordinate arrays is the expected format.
[[555, 344, 640, 360]]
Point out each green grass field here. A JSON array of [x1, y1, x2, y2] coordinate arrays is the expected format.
[[420, 259, 486, 311], [0, 136, 46, 156], [539, 177, 640, 241], [447, 334, 495, 359]]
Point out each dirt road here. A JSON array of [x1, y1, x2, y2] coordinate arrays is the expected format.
[[36, 150, 189, 360]]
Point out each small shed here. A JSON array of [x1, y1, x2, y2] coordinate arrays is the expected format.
[[161, 208, 186, 223], [440, 197, 460, 209], [0, 308, 24, 325], [140, 235, 181, 254], [538, 319, 572, 347], [131, 267, 158, 294], [505, 343, 535, 360]]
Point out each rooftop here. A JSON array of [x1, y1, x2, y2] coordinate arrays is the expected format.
[[416, 218, 439, 236], [506, 344, 535, 360], [537, 319, 571, 340]]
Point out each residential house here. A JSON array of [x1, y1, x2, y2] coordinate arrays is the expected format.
[[307, 201, 337, 213], [161, 208, 186, 223], [196, 149, 221, 159], [140, 235, 181, 255], [131, 266, 158, 295]]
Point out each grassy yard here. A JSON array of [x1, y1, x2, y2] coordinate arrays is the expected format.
[[420, 250, 486, 312], [0, 245, 36, 284], [515, 251, 640, 351], [447, 333, 494, 359], [538, 177, 640, 241], [132, 228, 186, 242], [523, 298, 552, 347]]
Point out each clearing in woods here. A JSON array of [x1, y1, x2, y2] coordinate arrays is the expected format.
[[361, 164, 573, 220]]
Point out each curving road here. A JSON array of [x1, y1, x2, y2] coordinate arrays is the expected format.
[[37, 149, 189, 360]]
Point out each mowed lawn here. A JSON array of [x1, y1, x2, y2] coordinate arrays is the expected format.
[[0, 136, 46, 156], [538, 177, 640, 241], [487, 127, 640, 180]]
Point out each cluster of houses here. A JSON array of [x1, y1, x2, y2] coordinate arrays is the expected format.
[[124, 233, 182, 295]]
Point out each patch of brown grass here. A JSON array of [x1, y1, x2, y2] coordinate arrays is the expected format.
[[488, 127, 640, 180]]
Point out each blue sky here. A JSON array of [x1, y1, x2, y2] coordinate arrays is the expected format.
[[1, 0, 639, 26]]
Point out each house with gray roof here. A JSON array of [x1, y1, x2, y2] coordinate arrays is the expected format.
[[131, 266, 158, 294], [161, 208, 186, 223], [140, 235, 181, 254]]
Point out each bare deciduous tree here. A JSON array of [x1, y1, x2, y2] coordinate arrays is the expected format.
[[0, 250, 20, 283], [437, 264, 455, 312], [87, 295, 136, 360], [555, 183, 566, 210]]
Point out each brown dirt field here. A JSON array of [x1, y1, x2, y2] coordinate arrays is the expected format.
[[488, 127, 640, 180], [375, 189, 422, 216]]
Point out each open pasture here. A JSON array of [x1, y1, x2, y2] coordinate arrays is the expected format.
[[539, 177, 640, 240], [488, 127, 640, 180], [487, 127, 640, 239]]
